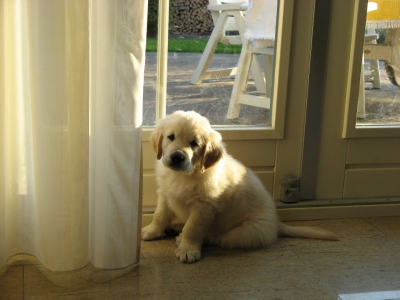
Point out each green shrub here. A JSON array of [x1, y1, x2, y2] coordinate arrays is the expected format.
[[147, 0, 175, 37]]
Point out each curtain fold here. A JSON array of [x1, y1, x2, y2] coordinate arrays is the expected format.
[[89, 0, 145, 269], [0, 0, 146, 272]]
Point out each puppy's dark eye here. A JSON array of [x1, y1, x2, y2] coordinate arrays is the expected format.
[[190, 140, 198, 148], [167, 134, 175, 141]]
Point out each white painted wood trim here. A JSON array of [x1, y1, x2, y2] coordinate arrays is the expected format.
[[155, 0, 169, 121], [239, 94, 271, 109], [269, 0, 294, 139], [364, 44, 392, 61]]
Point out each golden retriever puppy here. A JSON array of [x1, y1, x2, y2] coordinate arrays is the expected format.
[[142, 111, 338, 263]]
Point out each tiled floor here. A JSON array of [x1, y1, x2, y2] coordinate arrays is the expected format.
[[1, 217, 400, 299]]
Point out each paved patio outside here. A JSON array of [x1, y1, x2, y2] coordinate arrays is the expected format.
[[143, 52, 400, 126]]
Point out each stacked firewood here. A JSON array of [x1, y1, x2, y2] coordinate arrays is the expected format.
[[170, 0, 214, 35]]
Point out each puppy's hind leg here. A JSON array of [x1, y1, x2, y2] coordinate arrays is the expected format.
[[217, 219, 279, 249]]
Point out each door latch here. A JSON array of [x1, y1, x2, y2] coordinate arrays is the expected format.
[[280, 175, 300, 203]]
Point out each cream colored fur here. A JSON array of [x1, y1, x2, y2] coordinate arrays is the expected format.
[[142, 111, 338, 263]]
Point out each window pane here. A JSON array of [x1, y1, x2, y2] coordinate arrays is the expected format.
[[144, 0, 279, 126], [143, 52, 157, 126], [356, 0, 400, 126]]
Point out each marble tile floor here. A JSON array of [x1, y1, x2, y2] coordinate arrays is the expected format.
[[1, 216, 400, 300]]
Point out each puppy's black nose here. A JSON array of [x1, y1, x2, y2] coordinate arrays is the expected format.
[[170, 152, 185, 165]]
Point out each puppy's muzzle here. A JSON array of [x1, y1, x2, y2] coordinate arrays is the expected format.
[[166, 151, 193, 172], [171, 152, 185, 165]]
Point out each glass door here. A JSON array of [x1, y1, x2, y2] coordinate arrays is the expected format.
[[314, 0, 400, 204], [344, 0, 400, 137], [143, 0, 293, 136]]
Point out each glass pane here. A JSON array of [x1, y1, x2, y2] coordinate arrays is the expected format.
[[144, 0, 279, 126], [357, 0, 400, 126]]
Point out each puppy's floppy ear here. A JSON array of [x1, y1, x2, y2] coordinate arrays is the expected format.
[[150, 127, 163, 160], [201, 131, 225, 172]]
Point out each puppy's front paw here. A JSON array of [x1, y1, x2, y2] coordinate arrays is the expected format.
[[141, 224, 164, 241], [175, 243, 201, 263]]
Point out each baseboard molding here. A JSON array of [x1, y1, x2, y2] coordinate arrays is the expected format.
[[277, 203, 400, 221], [142, 214, 154, 227], [142, 198, 400, 226]]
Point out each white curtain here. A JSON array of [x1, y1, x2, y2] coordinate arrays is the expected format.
[[0, 0, 146, 271]]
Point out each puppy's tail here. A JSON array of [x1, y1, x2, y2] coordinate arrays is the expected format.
[[278, 222, 339, 241]]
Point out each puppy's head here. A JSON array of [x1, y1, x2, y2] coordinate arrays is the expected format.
[[150, 111, 225, 173]]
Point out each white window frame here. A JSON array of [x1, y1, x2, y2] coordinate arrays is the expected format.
[[342, 0, 400, 138], [142, 0, 294, 142]]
